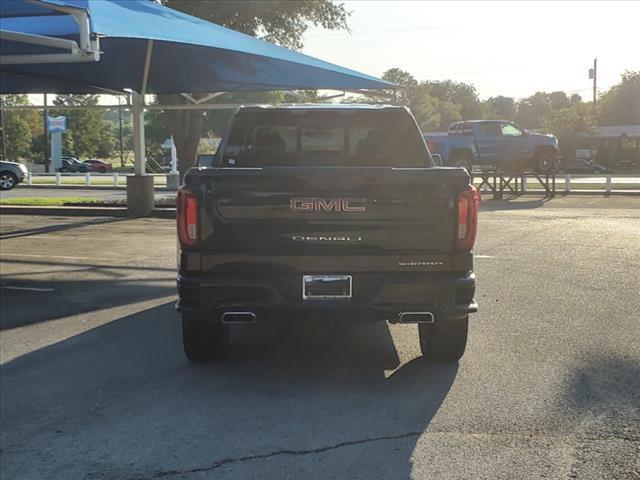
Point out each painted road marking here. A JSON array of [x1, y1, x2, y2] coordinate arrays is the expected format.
[[2, 286, 55, 292], [475, 255, 496, 259]]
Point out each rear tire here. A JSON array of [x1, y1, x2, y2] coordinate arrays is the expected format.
[[452, 152, 473, 176], [98, 167, 106, 173], [533, 149, 556, 174], [0, 171, 17, 191], [419, 316, 468, 361], [182, 315, 229, 362]]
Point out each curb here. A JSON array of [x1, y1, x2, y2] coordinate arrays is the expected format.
[[0, 205, 176, 218]]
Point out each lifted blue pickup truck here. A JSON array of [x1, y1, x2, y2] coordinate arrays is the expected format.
[[423, 120, 559, 173]]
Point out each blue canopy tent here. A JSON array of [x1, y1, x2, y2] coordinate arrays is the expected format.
[[0, 0, 394, 215]]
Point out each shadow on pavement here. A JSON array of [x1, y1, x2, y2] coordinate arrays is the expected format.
[[1, 256, 176, 274], [0, 216, 127, 240], [0, 274, 175, 330], [565, 355, 640, 430], [0, 303, 457, 479], [560, 355, 640, 479], [480, 197, 551, 212]]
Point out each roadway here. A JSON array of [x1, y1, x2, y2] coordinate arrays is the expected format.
[[1, 196, 639, 479]]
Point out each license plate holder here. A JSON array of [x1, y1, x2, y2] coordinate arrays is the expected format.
[[303, 275, 352, 300]]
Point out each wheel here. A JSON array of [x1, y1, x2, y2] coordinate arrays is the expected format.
[[98, 167, 106, 173], [533, 149, 556, 174], [182, 315, 229, 362], [0, 171, 18, 190], [418, 316, 468, 361], [452, 152, 473, 176]]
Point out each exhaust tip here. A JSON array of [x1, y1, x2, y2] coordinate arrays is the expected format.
[[398, 312, 434, 324], [221, 312, 256, 324]]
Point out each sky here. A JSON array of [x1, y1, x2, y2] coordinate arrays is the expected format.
[[301, 1, 640, 100]]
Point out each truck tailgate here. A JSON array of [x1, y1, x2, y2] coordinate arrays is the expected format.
[[190, 166, 469, 255]]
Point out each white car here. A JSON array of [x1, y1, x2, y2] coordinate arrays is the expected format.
[[0, 161, 28, 191]]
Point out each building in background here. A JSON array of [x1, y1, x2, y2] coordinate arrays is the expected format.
[[576, 125, 640, 171]]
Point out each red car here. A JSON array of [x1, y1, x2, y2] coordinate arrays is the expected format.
[[82, 159, 113, 173]]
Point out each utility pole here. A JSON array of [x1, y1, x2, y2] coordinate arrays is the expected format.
[[591, 58, 597, 113], [118, 95, 124, 167], [0, 96, 6, 161], [44, 93, 50, 172]]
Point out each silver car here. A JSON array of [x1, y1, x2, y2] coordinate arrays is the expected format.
[[0, 161, 28, 190]]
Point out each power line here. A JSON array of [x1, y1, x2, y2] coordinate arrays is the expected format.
[[412, 67, 529, 79], [303, 24, 460, 39], [304, 33, 456, 48], [352, 58, 480, 69]]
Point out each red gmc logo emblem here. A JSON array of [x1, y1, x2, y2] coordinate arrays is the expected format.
[[290, 197, 367, 213]]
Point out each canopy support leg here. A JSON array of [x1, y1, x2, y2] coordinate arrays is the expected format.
[[127, 92, 155, 217], [132, 92, 145, 176]]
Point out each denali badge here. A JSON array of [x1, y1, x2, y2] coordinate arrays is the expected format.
[[398, 260, 445, 267], [292, 235, 363, 242], [290, 197, 366, 213]]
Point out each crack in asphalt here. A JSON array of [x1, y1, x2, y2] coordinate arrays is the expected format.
[[113, 430, 640, 480], [126, 431, 423, 480]]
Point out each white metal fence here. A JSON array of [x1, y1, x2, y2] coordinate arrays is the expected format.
[[25, 172, 170, 187], [475, 174, 638, 194], [20, 172, 640, 194]]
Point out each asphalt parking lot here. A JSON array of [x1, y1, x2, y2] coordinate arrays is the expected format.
[[1, 196, 639, 479]]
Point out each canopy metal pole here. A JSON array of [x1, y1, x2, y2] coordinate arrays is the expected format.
[[126, 39, 155, 217], [133, 39, 153, 176], [127, 90, 154, 216], [131, 92, 145, 176]]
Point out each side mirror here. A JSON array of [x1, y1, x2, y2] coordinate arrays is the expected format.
[[431, 153, 443, 166]]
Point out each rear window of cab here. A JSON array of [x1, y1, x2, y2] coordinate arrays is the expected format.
[[218, 109, 431, 168]]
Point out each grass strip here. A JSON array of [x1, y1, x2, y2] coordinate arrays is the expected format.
[[0, 197, 104, 206]]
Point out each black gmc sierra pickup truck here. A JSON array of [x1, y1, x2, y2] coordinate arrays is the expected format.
[[177, 105, 479, 362]]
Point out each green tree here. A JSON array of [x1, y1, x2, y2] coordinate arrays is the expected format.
[[549, 91, 570, 110], [96, 123, 117, 158], [541, 103, 595, 158], [52, 95, 116, 158], [202, 91, 287, 137], [423, 80, 483, 123], [2, 115, 32, 160], [0, 95, 35, 161], [598, 70, 640, 126], [485, 96, 516, 121], [379, 69, 438, 130], [380, 67, 418, 104], [410, 85, 441, 131], [378, 69, 464, 132], [160, 0, 350, 177], [570, 94, 582, 105], [433, 98, 462, 130], [516, 92, 552, 129]]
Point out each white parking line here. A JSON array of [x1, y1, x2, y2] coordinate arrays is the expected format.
[[1, 286, 55, 292], [475, 255, 496, 259]]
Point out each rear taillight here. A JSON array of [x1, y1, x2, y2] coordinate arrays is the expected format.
[[177, 186, 198, 247], [456, 185, 480, 251]]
